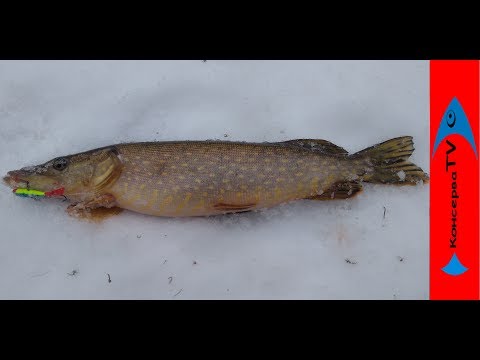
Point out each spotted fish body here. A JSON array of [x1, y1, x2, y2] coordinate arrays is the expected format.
[[110, 141, 357, 217], [3, 137, 429, 218]]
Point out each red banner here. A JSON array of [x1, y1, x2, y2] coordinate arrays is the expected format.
[[430, 61, 479, 300]]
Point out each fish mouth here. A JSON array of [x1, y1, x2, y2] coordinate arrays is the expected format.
[[3, 171, 31, 189], [3, 170, 62, 193]]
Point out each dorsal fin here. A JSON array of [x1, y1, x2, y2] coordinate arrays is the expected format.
[[281, 139, 349, 156]]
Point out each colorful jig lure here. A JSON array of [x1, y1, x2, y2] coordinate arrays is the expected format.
[[13, 188, 65, 199], [13, 188, 45, 198]]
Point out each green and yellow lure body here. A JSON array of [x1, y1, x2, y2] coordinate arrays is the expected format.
[[13, 188, 46, 198]]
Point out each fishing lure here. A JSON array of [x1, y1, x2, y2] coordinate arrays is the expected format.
[[13, 187, 65, 199], [13, 188, 45, 198]]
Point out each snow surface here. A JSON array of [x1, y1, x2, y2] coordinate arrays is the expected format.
[[0, 61, 429, 299]]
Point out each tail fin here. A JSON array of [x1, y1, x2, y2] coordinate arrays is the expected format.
[[351, 136, 429, 185]]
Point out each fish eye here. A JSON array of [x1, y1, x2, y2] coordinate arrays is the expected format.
[[53, 158, 69, 171]]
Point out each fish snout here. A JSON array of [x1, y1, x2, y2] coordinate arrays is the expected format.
[[2, 174, 12, 187], [3, 170, 31, 188]]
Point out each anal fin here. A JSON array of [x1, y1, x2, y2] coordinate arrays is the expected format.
[[308, 181, 363, 200]]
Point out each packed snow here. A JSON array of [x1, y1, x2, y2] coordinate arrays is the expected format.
[[0, 61, 429, 299]]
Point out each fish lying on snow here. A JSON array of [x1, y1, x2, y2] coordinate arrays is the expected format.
[[3, 137, 428, 218]]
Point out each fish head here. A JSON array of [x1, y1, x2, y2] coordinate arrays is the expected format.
[[3, 147, 123, 201]]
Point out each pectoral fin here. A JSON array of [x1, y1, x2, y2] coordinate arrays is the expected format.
[[66, 193, 120, 221]]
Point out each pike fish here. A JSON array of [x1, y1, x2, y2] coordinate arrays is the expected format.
[[3, 137, 428, 218]]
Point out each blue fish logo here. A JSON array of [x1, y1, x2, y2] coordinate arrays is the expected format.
[[432, 97, 477, 158], [442, 253, 468, 276]]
